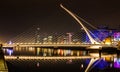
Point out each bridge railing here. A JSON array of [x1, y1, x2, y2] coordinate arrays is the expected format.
[[2, 42, 94, 47]]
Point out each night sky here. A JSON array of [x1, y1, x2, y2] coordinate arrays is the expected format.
[[0, 0, 120, 42]]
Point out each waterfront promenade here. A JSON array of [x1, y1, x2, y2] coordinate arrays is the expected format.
[[0, 45, 8, 72]]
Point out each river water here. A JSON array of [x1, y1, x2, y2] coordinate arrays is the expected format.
[[3, 47, 120, 72]]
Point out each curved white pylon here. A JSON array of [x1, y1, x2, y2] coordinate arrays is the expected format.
[[60, 4, 100, 44]]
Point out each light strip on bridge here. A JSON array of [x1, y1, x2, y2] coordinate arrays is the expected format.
[[5, 56, 92, 60], [4, 55, 115, 60]]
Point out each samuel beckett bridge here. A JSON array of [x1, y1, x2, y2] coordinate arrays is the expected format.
[[1, 4, 120, 72], [2, 4, 118, 49]]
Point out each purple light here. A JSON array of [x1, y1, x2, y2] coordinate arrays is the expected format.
[[114, 58, 120, 68]]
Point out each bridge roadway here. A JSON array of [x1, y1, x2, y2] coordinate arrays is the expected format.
[[3, 43, 92, 48], [2, 43, 118, 50]]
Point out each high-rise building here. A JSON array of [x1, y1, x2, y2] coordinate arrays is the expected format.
[[113, 32, 120, 41], [66, 33, 72, 44], [48, 36, 53, 43], [35, 28, 40, 43]]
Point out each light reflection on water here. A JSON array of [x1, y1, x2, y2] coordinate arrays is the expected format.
[[3, 47, 88, 56], [114, 58, 120, 68], [3, 47, 120, 72]]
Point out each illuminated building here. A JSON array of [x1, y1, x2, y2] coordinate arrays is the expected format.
[[104, 36, 112, 45], [86, 27, 116, 43], [114, 58, 120, 68], [43, 38, 47, 43], [66, 33, 73, 44], [48, 36, 53, 43], [113, 32, 120, 41], [35, 28, 40, 43]]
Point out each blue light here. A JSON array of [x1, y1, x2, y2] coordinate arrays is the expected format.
[[85, 59, 91, 65], [6, 49, 13, 56], [93, 59, 108, 70]]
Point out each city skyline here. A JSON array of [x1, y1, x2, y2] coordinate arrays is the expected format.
[[0, 0, 120, 42]]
